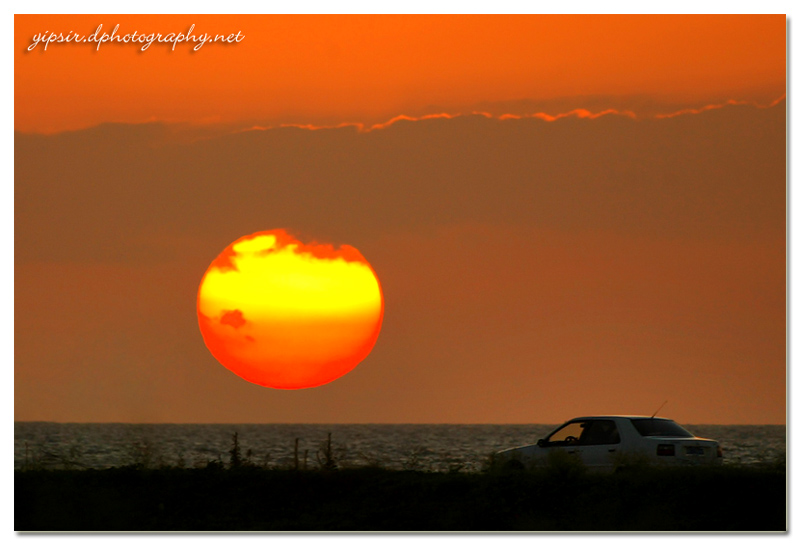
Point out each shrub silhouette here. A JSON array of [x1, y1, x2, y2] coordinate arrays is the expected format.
[[317, 432, 337, 471], [229, 432, 242, 469]]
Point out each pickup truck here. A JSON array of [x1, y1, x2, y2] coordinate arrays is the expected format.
[[494, 415, 723, 471]]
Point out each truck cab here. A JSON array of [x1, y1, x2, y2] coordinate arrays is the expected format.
[[496, 416, 722, 471]]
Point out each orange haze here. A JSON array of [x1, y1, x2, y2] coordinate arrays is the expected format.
[[14, 14, 786, 425]]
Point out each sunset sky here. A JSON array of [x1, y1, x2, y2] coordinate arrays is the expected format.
[[14, 13, 786, 425]]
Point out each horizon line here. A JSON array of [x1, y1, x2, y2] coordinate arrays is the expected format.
[[14, 420, 786, 426]]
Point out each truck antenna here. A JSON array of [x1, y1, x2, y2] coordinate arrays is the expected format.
[[651, 400, 668, 418]]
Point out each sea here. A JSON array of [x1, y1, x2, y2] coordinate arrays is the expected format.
[[14, 422, 786, 472]]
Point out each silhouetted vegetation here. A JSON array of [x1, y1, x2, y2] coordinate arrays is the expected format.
[[16, 462, 785, 531], [228, 432, 242, 469], [15, 432, 786, 531], [317, 432, 337, 471]]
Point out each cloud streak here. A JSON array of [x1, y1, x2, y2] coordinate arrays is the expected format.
[[235, 95, 783, 136], [654, 94, 786, 119]]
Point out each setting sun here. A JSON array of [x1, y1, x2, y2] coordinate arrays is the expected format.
[[197, 229, 384, 389]]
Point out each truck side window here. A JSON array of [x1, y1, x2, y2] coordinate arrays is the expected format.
[[579, 420, 621, 445], [546, 422, 586, 445]]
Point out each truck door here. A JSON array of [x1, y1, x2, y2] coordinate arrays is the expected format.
[[540, 420, 586, 462], [576, 419, 621, 470]]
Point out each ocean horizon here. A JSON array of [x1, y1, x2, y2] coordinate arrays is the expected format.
[[14, 421, 786, 472]]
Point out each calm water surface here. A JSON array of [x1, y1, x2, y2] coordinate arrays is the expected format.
[[14, 422, 786, 472]]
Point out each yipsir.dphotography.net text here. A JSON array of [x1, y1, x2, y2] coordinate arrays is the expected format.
[[27, 23, 245, 52]]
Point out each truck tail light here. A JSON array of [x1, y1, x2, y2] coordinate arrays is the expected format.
[[716, 445, 723, 458], [657, 444, 675, 456]]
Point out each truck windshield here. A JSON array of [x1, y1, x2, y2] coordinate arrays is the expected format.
[[631, 419, 693, 437]]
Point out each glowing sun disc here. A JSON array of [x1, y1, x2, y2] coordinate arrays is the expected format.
[[197, 229, 384, 389]]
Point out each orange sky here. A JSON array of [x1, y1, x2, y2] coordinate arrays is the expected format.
[[15, 14, 785, 133], [14, 15, 787, 425]]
